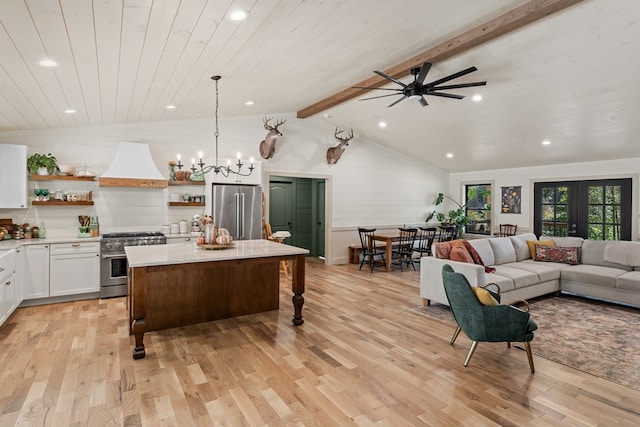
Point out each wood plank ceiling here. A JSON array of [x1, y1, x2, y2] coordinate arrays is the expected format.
[[1, 0, 639, 172]]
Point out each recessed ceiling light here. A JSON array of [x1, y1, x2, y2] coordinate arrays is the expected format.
[[229, 9, 249, 21], [245, 100, 254, 106], [39, 59, 58, 67], [472, 94, 482, 102], [64, 109, 76, 114], [542, 140, 551, 145], [378, 121, 387, 128], [166, 105, 176, 110], [446, 153, 454, 158]]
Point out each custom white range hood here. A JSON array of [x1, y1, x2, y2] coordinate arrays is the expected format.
[[99, 142, 167, 188]]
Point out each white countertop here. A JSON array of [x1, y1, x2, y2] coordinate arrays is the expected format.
[[0, 235, 100, 250], [125, 239, 309, 267]]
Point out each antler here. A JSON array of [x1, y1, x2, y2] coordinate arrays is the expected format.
[[264, 116, 286, 131], [334, 127, 354, 143]]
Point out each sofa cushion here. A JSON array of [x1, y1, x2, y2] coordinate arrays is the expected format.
[[501, 261, 562, 282], [526, 239, 555, 259], [484, 272, 515, 292], [468, 239, 494, 266], [535, 245, 580, 265], [509, 233, 536, 261], [492, 265, 539, 289], [489, 238, 516, 265], [603, 241, 640, 267], [616, 271, 640, 291], [581, 240, 632, 270], [550, 236, 584, 248], [561, 265, 628, 288]]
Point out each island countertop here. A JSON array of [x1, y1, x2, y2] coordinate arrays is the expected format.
[[124, 239, 309, 267]]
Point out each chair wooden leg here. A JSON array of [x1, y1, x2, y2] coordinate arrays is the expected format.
[[450, 326, 462, 345], [524, 341, 535, 373], [463, 341, 479, 367]]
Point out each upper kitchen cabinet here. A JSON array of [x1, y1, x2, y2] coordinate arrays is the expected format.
[[208, 161, 262, 186], [0, 144, 28, 208]]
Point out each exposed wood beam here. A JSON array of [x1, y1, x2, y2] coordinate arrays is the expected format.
[[296, 0, 584, 118]]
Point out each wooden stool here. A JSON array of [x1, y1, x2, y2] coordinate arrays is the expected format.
[[264, 223, 292, 277]]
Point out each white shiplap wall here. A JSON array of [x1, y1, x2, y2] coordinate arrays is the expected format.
[[0, 114, 448, 264]]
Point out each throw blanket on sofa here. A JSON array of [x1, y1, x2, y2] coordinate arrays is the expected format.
[[434, 239, 496, 273]]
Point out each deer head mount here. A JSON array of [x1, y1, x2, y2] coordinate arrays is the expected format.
[[259, 116, 286, 159], [326, 127, 354, 165]]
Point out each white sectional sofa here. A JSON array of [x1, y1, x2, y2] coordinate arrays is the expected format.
[[420, 233, 640, 307]]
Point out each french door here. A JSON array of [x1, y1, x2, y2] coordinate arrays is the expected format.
[[533, 178, 632, 240]]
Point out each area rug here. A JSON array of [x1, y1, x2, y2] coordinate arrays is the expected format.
[[414, 295, 640, 391]]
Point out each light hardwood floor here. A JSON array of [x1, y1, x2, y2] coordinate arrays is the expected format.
[[1, 258, 639, 426]]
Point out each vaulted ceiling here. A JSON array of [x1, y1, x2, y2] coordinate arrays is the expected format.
[[1, 0, 639, 172]]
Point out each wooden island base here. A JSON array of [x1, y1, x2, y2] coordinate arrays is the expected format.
[[127, 253, 306, 359]]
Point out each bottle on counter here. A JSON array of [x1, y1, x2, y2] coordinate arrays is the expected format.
[[90, 216, 100, 237], [39, 222, 46, 239]]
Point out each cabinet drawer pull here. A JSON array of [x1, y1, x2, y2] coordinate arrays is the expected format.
[[72, 243, 81, 248], [4, 280, 10, 286]]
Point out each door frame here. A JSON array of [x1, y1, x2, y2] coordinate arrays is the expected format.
[[263, 170, 332, 264], [530, 173, 638, 240]]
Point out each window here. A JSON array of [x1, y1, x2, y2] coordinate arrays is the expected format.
[[465, 184, 492, 235]]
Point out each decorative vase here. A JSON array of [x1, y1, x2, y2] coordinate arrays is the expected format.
[[37, 167, 49, 175], [204, 224, 216, 244]]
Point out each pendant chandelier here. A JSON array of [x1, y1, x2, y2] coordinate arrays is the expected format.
[[176, 75, 254, 177]]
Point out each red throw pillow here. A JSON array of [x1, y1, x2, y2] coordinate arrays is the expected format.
[[535, 245, 580, 265]]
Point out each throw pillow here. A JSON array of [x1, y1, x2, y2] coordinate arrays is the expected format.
[[526, 239, 555, 259], [471, 286, 499, 305], [535, 245, 580, 265]]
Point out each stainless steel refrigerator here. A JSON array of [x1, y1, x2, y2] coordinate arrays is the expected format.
[[211, 184, 262, 240]]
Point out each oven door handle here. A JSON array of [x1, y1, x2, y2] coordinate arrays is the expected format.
[[101, 254, 127, 259]]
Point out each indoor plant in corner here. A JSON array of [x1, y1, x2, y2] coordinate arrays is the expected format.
[[27, 153, 59, 175], [426, 187, 491, 239]]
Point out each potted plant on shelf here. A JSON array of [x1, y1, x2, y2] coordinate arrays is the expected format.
[[27, 153, 59, 175]]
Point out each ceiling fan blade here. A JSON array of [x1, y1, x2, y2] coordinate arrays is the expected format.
[[416, 62, 432, 85], [352, 86, 403, 91], [428, 92, 465, 100], [418, 96, 428, 107], [359, 93, 405, 101], [374, 70, 408, 88], [427, 66, 478, 87], [431, 81, 487, 91], [387, 95, 407, 107]]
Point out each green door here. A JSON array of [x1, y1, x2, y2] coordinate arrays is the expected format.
[[312, 179, 326, 257], [269, 178, 295, 244]]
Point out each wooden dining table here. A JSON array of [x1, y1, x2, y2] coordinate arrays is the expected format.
[[371, 234, 404, 272], [372, 228, 443, 272]]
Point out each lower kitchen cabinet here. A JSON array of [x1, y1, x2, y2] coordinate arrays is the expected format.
[[22, 244, 50, 299], [49, 242, 100, 296], [1, 249, 20, 326]]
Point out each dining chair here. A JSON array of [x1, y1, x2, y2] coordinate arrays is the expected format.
[[392, 227, 418, 271], [438, 225, 457, 242], [358, 227, 386, 273], [498, 224, 518, 237], [264, 222, 291, 277], [414, 226, 437, 260]]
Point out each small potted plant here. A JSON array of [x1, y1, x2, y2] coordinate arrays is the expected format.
[[27, 153, 59, 175]]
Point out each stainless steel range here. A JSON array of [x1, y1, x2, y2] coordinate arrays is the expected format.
[[100, 232, 166, 298]]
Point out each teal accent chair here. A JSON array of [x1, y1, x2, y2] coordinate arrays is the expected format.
[[442, 264, 538, 373]]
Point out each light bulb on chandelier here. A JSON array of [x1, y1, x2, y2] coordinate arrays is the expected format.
[[175, 75, 254, 178]]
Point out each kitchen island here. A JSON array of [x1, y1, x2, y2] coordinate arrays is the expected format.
[[125, 239, 308, 359]]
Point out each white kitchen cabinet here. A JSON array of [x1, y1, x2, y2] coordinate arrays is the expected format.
[[23, 244, 50, 299], [0, 249, 20, 326], [49, 242, 100, 296], [0, 144, 28, 208]]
